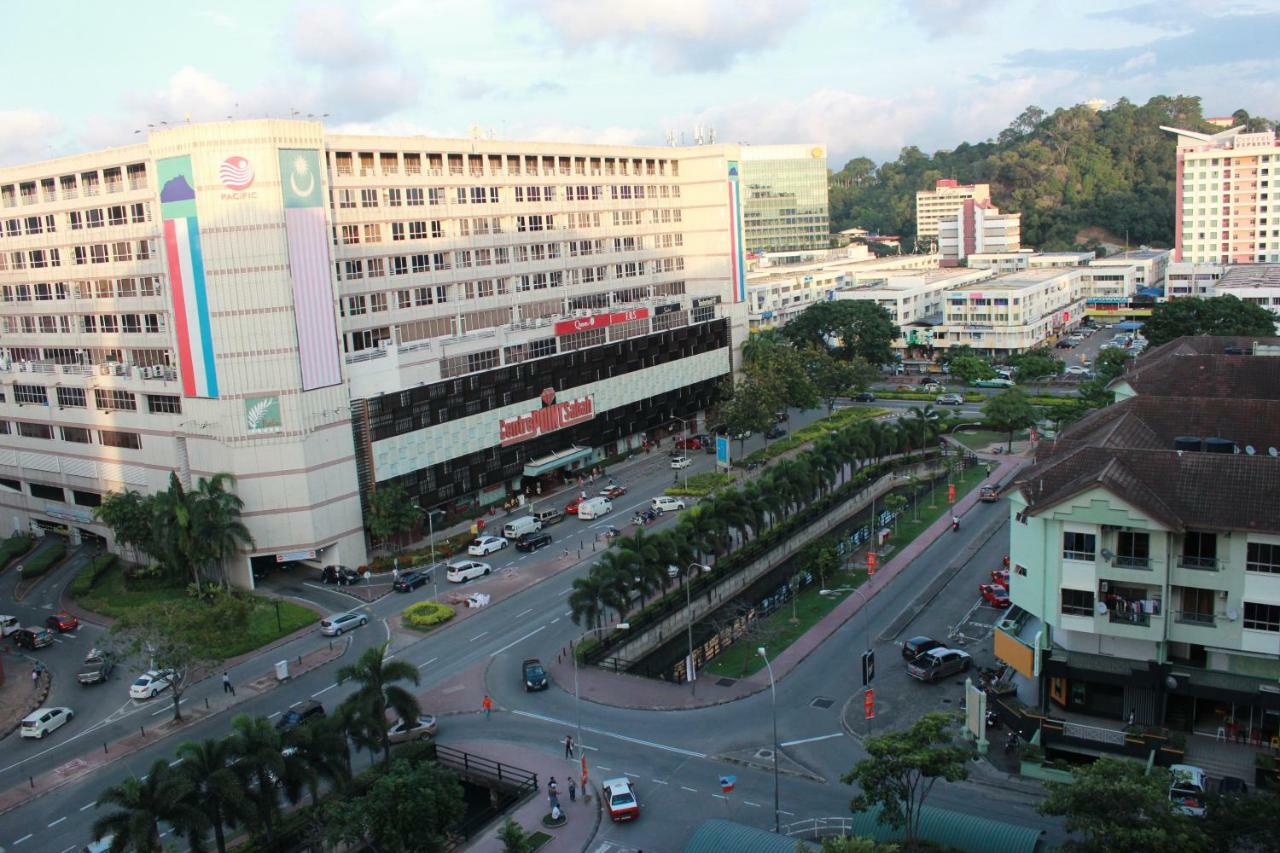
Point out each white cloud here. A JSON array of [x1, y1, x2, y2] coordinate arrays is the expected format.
[[292, 2, 380, 67], [900, 0, 1001, 39], [1120, 51, 1158, 72], [524, 0, 813, 71], [0, 111, 65, 167]]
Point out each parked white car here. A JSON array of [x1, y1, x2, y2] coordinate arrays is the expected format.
[[446, 560, 492, 583], [670, 456, 692, 469], [320, 611, 368, 636], [467, 535, 508, 556], [0, 614, 20, 636], [650, 496, 687, 513], [1064, 365, 1092, 377], [129, 670, 175, 700], [20, 706, 73, 739]]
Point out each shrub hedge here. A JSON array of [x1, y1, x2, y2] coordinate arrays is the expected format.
[[0, 534, 34, 569], [402, 600, 456, 631], [67, 553, 119, 597], [18, 541, 66, 580], [666, 472, 734, 498], [735, 407, 889, 467]]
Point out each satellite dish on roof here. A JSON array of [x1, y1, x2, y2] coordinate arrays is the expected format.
[[1271, 447, 1279, 457], [1246, 445, 1256, 455]]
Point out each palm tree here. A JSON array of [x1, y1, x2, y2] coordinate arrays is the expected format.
[[151, 473, 200, 588], [336, 642, 421, 765], [593, 550, 638, 615], [92, 759, 202, 853], [191, 473, 254, 589], [568, 571, 609, 629], [279, 716, 352, 806], [177, 737, 249, 853], [228, 714, 286, 841]]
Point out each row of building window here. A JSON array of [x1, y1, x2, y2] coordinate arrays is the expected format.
[[0, 203, 152, 241], [1061, 588, 1280, 632], [0, 420, 142, 448], [0, 240, 156, 272], [1, 277, 162, 302], [0, 477, 101, 508], [330, 151, 678, 179], [333, 183, 681, 210], [2, 313, 165, 336], [7, 384, 179, 414], [1, 164, 149, 207], [1062, 531, 1280, 573], [335, 252, 684, 285]]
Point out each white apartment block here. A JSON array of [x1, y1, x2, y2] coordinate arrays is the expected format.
[[937, 268, 1087, 354], [1206, 264, 1280, 325], [937, 200, 1021, 266], [915, 179, 990, 245], [1163, 125, 1280, 264], [0, 119, 755, 586], [967, 250, 1094, 274], [1166, 261, 1225, 299], [746, 248, 939, 331], [834, 267, 994, 350]]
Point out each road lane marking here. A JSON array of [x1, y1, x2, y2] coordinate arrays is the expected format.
[[563, 610, 572, 617], [780, 810, 796, 816], [550, 618, 560, 624], [311, 684, 338, 697], [516, 608, 534, 617], [597, 765, 611, 771], [558, 588, 572, 596], [47, 817, 66, 827], [713, 794, 727, 800], [268, 711, 282, 719], [490, 626, 545, 657], [58, 846, 76, 853], [779, 732, 844, 747], [169, 758, 184, 766], [651, 778, 668, 784], [469, 631, 489, 642], [289, 701, 302, 708], [681, 786, 698, 793], [624, 772, 640, 778], [417, 657, 439, 670], [743, 801, 761, 807], [80, 802, 95, 811], [510, 710, 707, 758], [13, 833, 31, 844]]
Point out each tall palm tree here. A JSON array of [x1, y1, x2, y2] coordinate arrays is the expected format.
[[177, 737, 250, 853], [569, 571, 609, 629], [228, 714, 286, 842], [279, 715, 352, 806], [336, 642, 421, 765], [152, 473, 200, 588], [191, 473, 254, 590], [92, 759, 202, 853]]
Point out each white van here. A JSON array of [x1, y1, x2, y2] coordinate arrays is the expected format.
[[0, 614, 19, 637], [502, 516, 542, 540], [576, 497, 613, 520]]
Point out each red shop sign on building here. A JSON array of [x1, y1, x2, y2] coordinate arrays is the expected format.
[[553, 307, 650, 337], [498, 395, 596, 446]]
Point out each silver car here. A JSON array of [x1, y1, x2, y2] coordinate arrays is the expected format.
[[320, 612, 368, 636], [906, 647, 971, 682]]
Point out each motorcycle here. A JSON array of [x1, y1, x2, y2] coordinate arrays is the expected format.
[[986, 710, 1000, 730], [1004, 730, 1019, 753], [951, 517, 961, 532], [603, 527, 621, 540]]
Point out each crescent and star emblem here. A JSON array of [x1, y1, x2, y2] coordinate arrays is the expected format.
[[290, 155, 315, 199]]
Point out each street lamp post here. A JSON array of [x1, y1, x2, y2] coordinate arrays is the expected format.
[[668, 562, 711, 693], [572, 622, 629, 757], [757, 646, 780, 833], [672, 414, 692, 489]]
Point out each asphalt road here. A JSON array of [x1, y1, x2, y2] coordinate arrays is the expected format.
[[0, 407, 1066, 852]]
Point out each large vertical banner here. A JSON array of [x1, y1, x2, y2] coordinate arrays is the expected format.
[[727, 160, 746, 303], [158, 156, 219, 398], [279, 149, 342, 390]]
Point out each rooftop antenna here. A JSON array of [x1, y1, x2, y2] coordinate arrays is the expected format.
[[665, 129, 676, 147], [707, 126, 716, 144]]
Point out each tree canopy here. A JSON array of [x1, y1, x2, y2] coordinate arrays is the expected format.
[[1008, 347, 1064, 382], [1141, 295, 1278, 347], [829, 96, 1225, 251], [781, 300, 897, 365], [983, 387, 1039, 451]]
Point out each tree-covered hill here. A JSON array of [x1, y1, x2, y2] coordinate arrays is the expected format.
[[828, 96, 1270, 252]]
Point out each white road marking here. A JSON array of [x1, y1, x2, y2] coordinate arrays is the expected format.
[[311, 683, 338, 697], [469, 631, 489, 642], [550, 617, 561, 624], [268, 711, 282, 719], [80, 802, 95, 811], [510, 710, 707, 758], [47, 817, 66, 827], [169, 758, 184, 766], [13, 833, 32, 844], [597, 765, 611, 771], [289, 701, 302, 708], [417, 657, 439, 670], [651, 778, 668, 784], [516, 608, 534, 618], [383, 619, 391, 642], [558, 588, 572, 596], [713, 794, 727, 800], [490, 625, 545, 657], [150, 698, 187, 717], [779, 732, 844, 747], [563, 610, 572, 617], [681, 786, 698, 793], [59, 846, 76, 853], [780, 810, 796, 816], [624, 772, 640, 778]]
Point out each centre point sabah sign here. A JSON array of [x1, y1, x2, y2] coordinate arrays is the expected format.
[[499, 394, 596, 446]]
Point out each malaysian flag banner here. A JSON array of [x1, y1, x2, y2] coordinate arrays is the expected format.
[[279, 148, 342, 391], [727, 161, 746, 303], [157, 155, 219, 398]]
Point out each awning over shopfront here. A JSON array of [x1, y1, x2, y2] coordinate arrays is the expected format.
[[523, 445, 592, 478]]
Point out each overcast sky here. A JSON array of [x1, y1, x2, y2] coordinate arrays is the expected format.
[[2, 0, 1276, 170]]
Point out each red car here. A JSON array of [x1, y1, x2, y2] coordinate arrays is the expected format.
[[599, 484, 627, 499], [675, 437, 702, 450], [991, 569, 1010, 590], [979, 583, 1011, 608], [45, 611, 79, 632], [564, 496, 585, 515]]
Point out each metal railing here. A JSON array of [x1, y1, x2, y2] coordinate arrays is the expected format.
[[783, 817, 855, 838], [1113, 554, 1151, 569], [1178, 555, 1218, 571], [1107, 609, 1151, 627], [1175, 610, 1215, 626]]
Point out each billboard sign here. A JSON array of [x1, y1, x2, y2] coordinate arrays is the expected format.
[[553, 308, 650, 337], [715, 435, 731, 468], [158, 155, 218, 399], [499, 395, 595, 446]]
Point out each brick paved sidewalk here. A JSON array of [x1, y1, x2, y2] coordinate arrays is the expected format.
[[0, 637, 351, 815], [446, 738, 599, 853], [545, 452, 1027, 712]]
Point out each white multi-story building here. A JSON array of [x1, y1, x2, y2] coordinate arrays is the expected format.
[[937, 200, 1021, 266], [915, 179, 991, 246], [1166, 261, 1225, 299], [745, 248, 939, 331], [834, 268, 993, 350], [0, 119, 759, 585], [1207, 264, 1280, 324], [967, 251, 1094, 274], [1163, 124, 1280, 264], [1089, 248, 1170, 290], [937, 268, 1087, 354]]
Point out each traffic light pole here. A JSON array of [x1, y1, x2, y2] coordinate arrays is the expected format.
[[853, 584, 874, 737]]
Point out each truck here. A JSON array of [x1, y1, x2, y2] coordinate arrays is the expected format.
[[77, 648, 115, 685]]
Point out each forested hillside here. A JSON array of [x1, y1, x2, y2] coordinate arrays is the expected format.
[[828, 96, 1268, 252]]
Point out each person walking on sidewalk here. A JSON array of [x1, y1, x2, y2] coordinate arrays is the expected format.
[[568, 778, 576, 802], [222, 672, 235, 696], [564, 734, 574, 758], [482, 694, 493, 719]]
